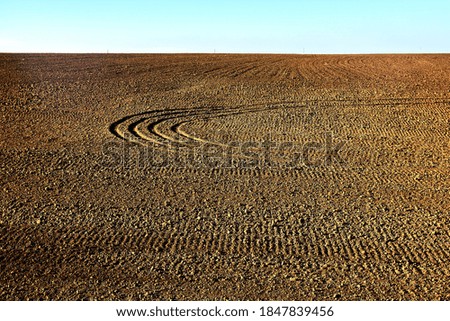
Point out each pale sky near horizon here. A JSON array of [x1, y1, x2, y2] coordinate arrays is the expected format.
[[1, 0, 449, 53]]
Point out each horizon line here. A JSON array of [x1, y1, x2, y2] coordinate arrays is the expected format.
[[1, 51, 449, 55]]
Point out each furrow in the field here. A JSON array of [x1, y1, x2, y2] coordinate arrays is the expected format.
[[406, 245, 433, 276], [288, 66, 304, 81], [282, 228, 294, 257], [163, 229, 178, 252], [326, 233, 340, 258], [295, 60, 316, 82], [144, 232, 162, 252], [249, 60, 280, 79], [95, 228, 112, 248], [213, 228, 229, 255], [222, 64, 253, 78], [134, 232, 152, 250], [435, 243, 450, 275], [429, 241, 450, 265], [207, 60, 258, 78], [354, 238, 371, 261], [76, 229, 97, 249], [234, 225, 247, 254], [230, 63, 264, 78], [167, 229, 181, 255], [364, 239, 384, 263], [305, 58, 335, 82], [266, 64, 280, 80], [175, 122, 228, 147], [273, 63, 289, 80], [250, 63, 273, 78], [402, 244, 425, 272], [334, 56, 374, 81], [340, 233, 358, 261], [202, 65, 228, 76], [112, 116, 142, 142], [131, 117, 171, 146], [423, 242, 442, 265], [291, 226, 303, 257], [152, 117, 205, 147], [326, 63, 355, 82], [231, 223, 243, 254]]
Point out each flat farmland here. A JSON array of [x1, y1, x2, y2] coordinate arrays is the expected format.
[[0, 54, 449, 300]]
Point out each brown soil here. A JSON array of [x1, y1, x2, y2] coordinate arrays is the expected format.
[[0, 53, 449, 300]]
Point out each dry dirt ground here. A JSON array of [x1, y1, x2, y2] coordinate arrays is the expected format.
[[0, 54, 449, 300]]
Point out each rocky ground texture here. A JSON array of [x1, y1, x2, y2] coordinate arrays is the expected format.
[[1, 54, 449, 300]]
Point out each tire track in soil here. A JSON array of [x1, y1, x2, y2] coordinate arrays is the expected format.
[[110, 98, 450, 181], [111, 98, 449, 147]]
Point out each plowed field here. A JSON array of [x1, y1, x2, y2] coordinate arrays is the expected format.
[[1, 54, 449, 300]]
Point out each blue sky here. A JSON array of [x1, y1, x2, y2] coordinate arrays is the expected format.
[[1, 0, 449, 53]]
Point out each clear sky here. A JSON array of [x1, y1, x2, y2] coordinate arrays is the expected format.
[[1, 0, 449, 53]]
